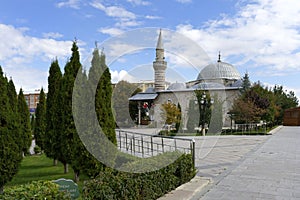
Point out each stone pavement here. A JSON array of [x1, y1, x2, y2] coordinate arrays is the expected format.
[[195, 126, 300, 199], [159, 126, 300, 199]]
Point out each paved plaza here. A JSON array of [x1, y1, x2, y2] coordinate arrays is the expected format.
[[160, 126, 300, 199]]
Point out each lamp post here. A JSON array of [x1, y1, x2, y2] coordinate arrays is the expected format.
[[199, 93, 214, 136]]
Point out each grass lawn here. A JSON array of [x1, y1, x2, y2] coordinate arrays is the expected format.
[[7, 154, 89, 193]]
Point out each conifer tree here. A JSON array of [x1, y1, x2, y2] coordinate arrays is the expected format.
[[0, 67, 21, 194], [7, 79, 18, 113], [60, 41, 81, 174], [17, 88, 32, 155], [71, 67, 99, 181], [7, 79, 22, 156], [88, 47, 116, 143], [73, 47, 117, 177], [175, 103, 181, 133], [186, 99, 200, 133], [45, 59, 62, 165], [241, 72, 251, 94], [34, 88, 46, 151]]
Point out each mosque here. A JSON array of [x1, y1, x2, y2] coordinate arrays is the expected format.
[[129, 30, 243, 132]]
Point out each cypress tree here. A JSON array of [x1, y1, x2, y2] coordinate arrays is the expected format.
[[7, 79, 22, 156], [45, 59, 62, 165], [34, 88, 46, 151], [0, 67, 21, 194], [60, 41, 81, 174], [95, 50, 116, 144], [186, 99, 200, 133], [7, 79, 18, 113], [175, 103, 181, 133], [71, 47, 118, 180], [17, 88, 32, 156], [71, 68, 99, 181]]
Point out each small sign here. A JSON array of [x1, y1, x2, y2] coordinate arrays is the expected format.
[[53, 178, 80, 199]]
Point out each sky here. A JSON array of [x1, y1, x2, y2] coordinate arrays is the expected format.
[[0, 0, 300, 100]]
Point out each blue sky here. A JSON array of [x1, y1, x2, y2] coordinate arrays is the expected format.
[[0, 0, 300, 100]]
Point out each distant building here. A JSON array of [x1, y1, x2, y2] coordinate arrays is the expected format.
[[24, 90, 41, 115], [283, 107, 300, 126]]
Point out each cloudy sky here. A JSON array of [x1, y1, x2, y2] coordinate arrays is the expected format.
[[0, 0, 300, 99]]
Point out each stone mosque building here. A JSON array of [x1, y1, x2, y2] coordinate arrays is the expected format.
[[129, 30, 243, 131]]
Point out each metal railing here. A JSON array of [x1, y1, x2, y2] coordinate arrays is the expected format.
[[116, 129, 195, 166], [232, 123, 267, 134]]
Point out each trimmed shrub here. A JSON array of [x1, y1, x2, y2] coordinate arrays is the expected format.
[[0, 180, 71, 200], [83, 153, 195, 200]]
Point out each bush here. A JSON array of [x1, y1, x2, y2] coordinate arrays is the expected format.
[[0, 180, 71, 200], [83, 153, 195, 200], [34, 145, 42, 154]]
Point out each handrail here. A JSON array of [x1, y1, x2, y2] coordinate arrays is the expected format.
[[116, 129, 195, 168]]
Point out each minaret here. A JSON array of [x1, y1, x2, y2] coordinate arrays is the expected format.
[[218, 51, 221, 62], [153, 29, 167, 91]]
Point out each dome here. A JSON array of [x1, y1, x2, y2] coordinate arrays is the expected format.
[[197, 60, 241, 81], [167, 82, 186, 90], [145, 87, 156, 93]]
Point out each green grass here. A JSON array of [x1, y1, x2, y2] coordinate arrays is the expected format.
[[7, 154, 89, 193]]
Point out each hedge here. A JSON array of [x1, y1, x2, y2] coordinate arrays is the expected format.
[[0, 180, 71, 200], [83, 152, 195, 200]]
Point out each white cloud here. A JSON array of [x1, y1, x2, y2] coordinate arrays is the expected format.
[[98, 27, 124, 37], [175, 0, 300, 74], [43, 32, 64, 39], [110, 69, 138, 83], [56, 0, 81, 9], [176, 0, 192, 4], [90, 1, 135, 19], [0, 23, 74, 91], [127, 0, 151, 6], [145, 15, 161, 20], [105, 42, 142, 60], [90, 1, 140, 28]]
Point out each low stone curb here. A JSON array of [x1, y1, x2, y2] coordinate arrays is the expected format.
[[267, 125, 283, 135], [157, 176, 210, 200]]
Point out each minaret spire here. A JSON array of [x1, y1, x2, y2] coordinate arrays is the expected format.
[[218, 51, 221, 62], [155, 29, 165, 62], [153, 29, 167, 91], [156, 29, 163, 49]]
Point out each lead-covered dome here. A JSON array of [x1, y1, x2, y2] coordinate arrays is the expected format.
[[197, 58, 241, 81]]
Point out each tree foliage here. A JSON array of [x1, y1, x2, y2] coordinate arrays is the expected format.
[[186, 99, 199, 133], [34, 88, 46, 151], [273, 85, 298, 124], [161, 102, 181, 126], [112, 80, 140, 128], [89, 49, 116, 145], [240, 72, 251, 94], [17, 88, 32, 154], [7, 79, 22, 154], [59, 41, 82, 175], [231, 81, 299, 125], [0, 67, 22, 194], [45, 59, 62, 162]]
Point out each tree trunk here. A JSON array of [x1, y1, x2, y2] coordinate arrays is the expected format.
[[74, 170, 80, 183], [64, 163, 68, 174], [53, 159, 58, 166], [0, 186, 3, 195]]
